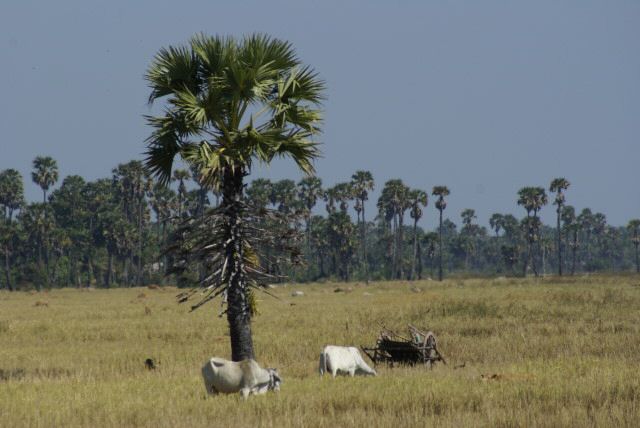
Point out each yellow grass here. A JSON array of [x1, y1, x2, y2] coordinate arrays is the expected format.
[[1, 276, 640, 427]]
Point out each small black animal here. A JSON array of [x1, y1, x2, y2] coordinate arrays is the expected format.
[[145, 358, 156, 370]]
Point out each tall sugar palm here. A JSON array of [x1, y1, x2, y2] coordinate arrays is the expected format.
[[31, 156, 59, 205], [432, 186, 450, 281], [408, 189, 428, 280], [549, 177, 570, 275], [297, 176, 323, 248], [144, 34, 324, 361], [350, 171, 374, 283], [246, 179, 273, 210], [0, 169, 25, 291], [577, 208, 593, 270], [627, 219, 640, 273], [271, 179, 298, 215], [561, 205, 579, 275], [331, 182, 353, 214], [489, 213, 504, 237], [31, 156, 58, 287], [517, 186, 548, 277], [460, 208, 479, 270], [172, 169, 191, 219]]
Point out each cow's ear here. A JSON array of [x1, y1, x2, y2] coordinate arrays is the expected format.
[[212, 361, 224, 368]]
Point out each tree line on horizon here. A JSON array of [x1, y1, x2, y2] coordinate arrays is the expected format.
[[1, 156, 639, 292]]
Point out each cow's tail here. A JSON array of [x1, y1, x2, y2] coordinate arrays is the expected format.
[[319, 351, 327, 376]]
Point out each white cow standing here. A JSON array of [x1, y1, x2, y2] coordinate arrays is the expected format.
[[319, 345, 377, 377], [201, 357, 282, 399]]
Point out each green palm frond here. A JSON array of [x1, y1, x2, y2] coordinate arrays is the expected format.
[[144, 33, 324, 187], [146, 45, 200, 104]]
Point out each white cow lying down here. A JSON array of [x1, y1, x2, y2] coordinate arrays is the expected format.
[[202, 357, 282, 399], [319, 345, 377, 377]]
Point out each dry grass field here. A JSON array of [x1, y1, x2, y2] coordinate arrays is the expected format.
[[1, 276, 640, 427]]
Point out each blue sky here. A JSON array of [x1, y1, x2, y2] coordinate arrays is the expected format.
[[1, 0, 638, 227]]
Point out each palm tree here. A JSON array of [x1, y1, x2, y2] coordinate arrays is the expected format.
[[113, 161, 150, 286], [172, 169, 191, 219], [549, 178, 570, 275], [350, 171, 374, 283], [421, 232, 438, 279], [246, 179, 272, 209], [323, 186, 339, 215], [432, 186, 450, 281], [561, 205, 579, 275], [517, 186, 548, 276], [381, 180, 409, 279], [144, 34, 324, 361], [31, 156, 59, 205], [328, 182, 353, 214], [31, 156, 58, 287], [271, 179, 298, 215], [577, 208, 593, 270], [297, 176, 323, 249], [627, 219, 640, 273], [0, 169, 25, 291], [408, 189, 427, 280], [460, 208, 479, 270], [489, 213, 504, 237]]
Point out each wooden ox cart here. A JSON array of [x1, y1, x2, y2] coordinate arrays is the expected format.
[[361, 324, 446, 368]]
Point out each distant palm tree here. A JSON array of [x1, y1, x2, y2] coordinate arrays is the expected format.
[[408, 189, 428, 280], [323, 186, 339, 215], [460, 208, 479, 270], [517, 186, 548, 277], [172, 169, 191, 219], [421, 232, 438, 279], [0, 169, 25, 291], [351, 171, 374, 283], [297, 176, 323, 243], [271, 179, 298, 214], [577, 208, 593, 270], [246, 179, 272, 210], [549, 177, 570, 275], [380, 180, 409, 279], [561, 205, 579, 275], [489, 213, 504, 237], [627, 219, 640, 273], [432, 186, 450, 281], [144, 34, 324, 361], [31, 156, 59, 287], [31, 156, 59, 205]]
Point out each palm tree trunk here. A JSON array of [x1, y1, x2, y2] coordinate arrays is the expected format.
[[398, 214, 405, 279], [43, 189, 50, 288], [571, 233, 577, 276], [137, 199, 144, 286], [635, 243, 639, 274], [556, 207, 562, 276], [161, 220, 167, 285], [585, 230, 592, 271], [361, 201, 369, 285], [199, 185, 207, 283], [410, 218, 418, 280], [391, 214, 398, 279], [531, 216, 539, 277], [416, 240, 423, 280], [438, 209, 443, 281], [222, 167, 254, 362]]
